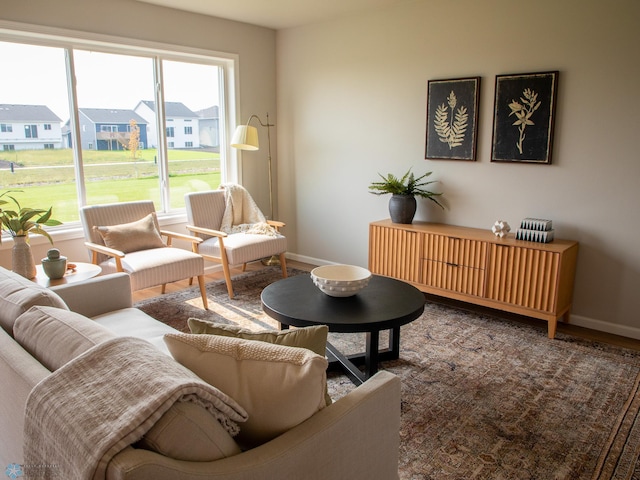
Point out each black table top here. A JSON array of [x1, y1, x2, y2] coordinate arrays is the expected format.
[[261, 274, 425, 333]]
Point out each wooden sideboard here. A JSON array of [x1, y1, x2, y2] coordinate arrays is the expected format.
[[368, 219, 579, 338]]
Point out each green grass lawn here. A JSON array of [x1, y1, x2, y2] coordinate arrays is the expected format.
[[0, 149, 222, 223]]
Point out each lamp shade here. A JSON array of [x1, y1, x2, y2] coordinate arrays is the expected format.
[[230, 125, 259, 150]]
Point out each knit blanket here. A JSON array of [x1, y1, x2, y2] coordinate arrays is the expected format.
[[24, 336, 248, 480], [220, 183, 278, 236]]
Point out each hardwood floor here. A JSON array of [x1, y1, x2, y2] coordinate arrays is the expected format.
[[133, 260, 640, 352]]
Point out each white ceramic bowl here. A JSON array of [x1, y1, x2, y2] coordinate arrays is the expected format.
[[310, 265, 372, 297]]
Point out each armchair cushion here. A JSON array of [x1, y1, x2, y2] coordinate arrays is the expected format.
[[164, 333, 328, 449], [95, 212, 165, 253]]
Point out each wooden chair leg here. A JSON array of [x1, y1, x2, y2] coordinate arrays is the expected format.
[[242, 263, 247, 272], [161, 283, 166, 294], [280, 253, 288, 278], [221, 256, 234, 299], [197, 275, 209, 310]]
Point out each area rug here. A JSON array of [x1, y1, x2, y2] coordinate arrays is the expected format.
[[135, 268, 640, 480]]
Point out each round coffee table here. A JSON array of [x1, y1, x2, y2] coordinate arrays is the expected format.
[[261, 274, 425, 385]]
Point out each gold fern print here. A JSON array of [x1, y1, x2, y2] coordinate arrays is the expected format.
[[508, 88, 541, 154], [434, 91, 468, 149]]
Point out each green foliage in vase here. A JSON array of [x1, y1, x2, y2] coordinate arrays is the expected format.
[[0, 190, 62, 244], [368, 169, 444, 209]]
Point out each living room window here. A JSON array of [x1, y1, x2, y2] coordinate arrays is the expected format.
[[0, 32, 235, 225]]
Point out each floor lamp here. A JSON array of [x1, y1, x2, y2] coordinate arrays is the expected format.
[[230, 113, 280, 266]]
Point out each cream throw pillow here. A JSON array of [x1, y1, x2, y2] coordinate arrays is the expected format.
[[164, 333, 328, 449], [139, 401, 241, 461], [0, 267, 69, 335], [14, 306, 115, 371], [95, 212, 165, 253], [187, 319, 332, 406]]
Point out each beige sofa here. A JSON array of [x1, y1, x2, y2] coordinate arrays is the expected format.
[[0, 266, 401, 479]]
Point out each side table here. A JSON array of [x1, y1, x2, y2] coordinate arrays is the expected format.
[[34, 262, 102, 288]]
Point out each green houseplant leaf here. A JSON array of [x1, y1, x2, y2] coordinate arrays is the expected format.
[[368, 168, 444, 209], [0, 191, 62, 244]]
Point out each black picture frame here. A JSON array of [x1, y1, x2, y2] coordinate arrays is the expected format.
[[491, 71, 559, 164], [425, 77, 480, 161]]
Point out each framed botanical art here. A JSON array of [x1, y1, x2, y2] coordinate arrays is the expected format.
[[491, 71, 559, 164], [425, 77, 480, 161]]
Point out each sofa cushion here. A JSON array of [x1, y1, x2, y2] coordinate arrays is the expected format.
[[14, 305, 116, 371], [0, 267, 69, 335], [139, 401, 242, 461], [188, 319, 332, 405], [93, 307, 176, 355], [164, 333, 328, 449], [94, 212, 165, 253]]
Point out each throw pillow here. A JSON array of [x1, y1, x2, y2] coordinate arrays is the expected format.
[[94, 212, 165, 253], [164, 333, 328, 449], [13, 305, 116, 371], [187, 319, 332, 406], [0, 266, 69, 335], [138, 401, 241, 461]]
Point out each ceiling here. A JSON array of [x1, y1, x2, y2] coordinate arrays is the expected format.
[[134, 0, 408, 30]]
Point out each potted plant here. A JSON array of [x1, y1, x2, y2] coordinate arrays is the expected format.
[[0, 191, 62, 279], [368, 168, 444, 224]]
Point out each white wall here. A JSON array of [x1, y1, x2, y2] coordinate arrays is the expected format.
[[276, 0, 640, 337]]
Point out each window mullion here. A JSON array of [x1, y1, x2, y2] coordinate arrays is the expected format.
[[153, 57, 170, 213], [65, 48, 87, 207]]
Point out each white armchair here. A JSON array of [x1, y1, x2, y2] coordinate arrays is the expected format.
[[185, 189, 287, 299], [80, 200, 208, 309]]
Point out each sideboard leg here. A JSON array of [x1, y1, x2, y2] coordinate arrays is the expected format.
[[548, 319, 558, 339]]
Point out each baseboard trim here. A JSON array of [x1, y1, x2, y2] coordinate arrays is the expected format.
[[568, 314, 640, 340]]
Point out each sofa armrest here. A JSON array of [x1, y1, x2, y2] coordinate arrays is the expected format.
[[52, 273, 133, 318], [106, 371, 401, 480]]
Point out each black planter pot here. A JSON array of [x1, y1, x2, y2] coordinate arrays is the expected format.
[[388, 194, 417, 224]]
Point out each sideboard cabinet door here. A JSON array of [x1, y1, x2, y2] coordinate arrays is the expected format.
[[486, 244, 560, 313], [369, 223, 422, 283]]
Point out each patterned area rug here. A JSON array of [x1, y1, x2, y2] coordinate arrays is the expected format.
[[135, 268, 640, 480]]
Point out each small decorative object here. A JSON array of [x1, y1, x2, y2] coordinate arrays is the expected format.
[[310, 265, 372, 297], [425, 77, 481, 161], [368, 168, 444, 224], [491, 71, 559, 164], [0, 190, 62, 279], [515, 217, 555, 243], [41, 248, 68, 280], [491, 220, 511, 238]]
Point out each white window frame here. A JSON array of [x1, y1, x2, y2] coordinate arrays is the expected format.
[[0, 19, 241, 217]]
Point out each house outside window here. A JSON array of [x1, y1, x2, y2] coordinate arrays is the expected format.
[[3, 145, 15, 151], [1, 124, 12, 132], [44, 124, 52, 130], [166, 127, 175, 138], [185, 126, 192, 135]]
